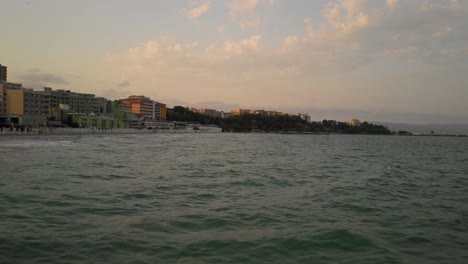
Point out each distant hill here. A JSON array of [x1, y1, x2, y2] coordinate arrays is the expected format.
[[372, 122, 468, 135]]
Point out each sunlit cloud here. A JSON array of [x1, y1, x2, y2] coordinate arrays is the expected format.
[[227, 0, 260, 17], [99, 0, 468, 121], [226, 0, 275, 30], [386, 0, 398, 11], [183, 1, 210, 20]]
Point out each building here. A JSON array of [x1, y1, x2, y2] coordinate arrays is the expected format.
[[0, 64, 7, 82], [297, 113, 311, 123], [348, 119, 361, 127], [119, 95, 166, 121], [231, 109, 256, 115], [1, 66, 168, 128], [191, 108, 222, 118], [69, 113, 127, 129], [42, 87, 103, 119], [0, 82, 48, 126], [230, 109, 284, 116], [154, 101, 167, 121], [0, 82, 109, 127], [115, 103, 139, 128], [0, 84, 7, 118], [265, 111, 283, 116], [119, 96, 153, 118], [222, 112, 233, 118]]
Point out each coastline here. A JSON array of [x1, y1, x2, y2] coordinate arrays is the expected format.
[[0, 127, 215, 136], [1, 127, 466, 137]]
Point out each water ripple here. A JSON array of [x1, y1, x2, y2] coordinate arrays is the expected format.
[[1, 134, 467, 263]]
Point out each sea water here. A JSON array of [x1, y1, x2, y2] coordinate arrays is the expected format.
[[1, 134, 467, 263]]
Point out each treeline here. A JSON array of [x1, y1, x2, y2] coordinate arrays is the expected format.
[[221, 114, 309, 132], [221, 115, 391, 134], [316, 120, 392, 134], [166, 106, 221, 125], [167, 106, 391, 134]]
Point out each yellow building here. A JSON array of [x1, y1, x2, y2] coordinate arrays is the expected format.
[[1, 83, 48, 126], [6, 88, 24, 116], [231, 109, 256, 115], [159, 102, 167, 120], [348, 119, 361, 127]]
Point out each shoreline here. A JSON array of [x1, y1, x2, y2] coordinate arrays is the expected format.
[[1, 128, 466, 137]]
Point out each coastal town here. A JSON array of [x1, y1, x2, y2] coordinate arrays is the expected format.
[[0, 64, 311, 131], [1, 64, 395, 135]]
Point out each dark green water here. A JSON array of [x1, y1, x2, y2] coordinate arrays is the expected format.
[[1, 134, 467, 263]]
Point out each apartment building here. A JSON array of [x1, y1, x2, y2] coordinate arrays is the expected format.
[[42, 87, 105, 119], [191, 108, 222, 118], [119, 95, 166, 120], [0, 64, 7, 82], [0, 84, 7, 117], [0, 83, 48, 126]]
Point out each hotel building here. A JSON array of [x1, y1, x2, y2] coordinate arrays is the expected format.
[[119, 95, 167, 121], [0, 80, 115, 127], [0, 64, 7, 82], [42, 87, 103, 117], [0, 82, 49, 126]]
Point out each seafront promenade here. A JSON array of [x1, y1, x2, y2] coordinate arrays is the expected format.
[[0, 126, 223, 135], [0, 127, 154, 136]]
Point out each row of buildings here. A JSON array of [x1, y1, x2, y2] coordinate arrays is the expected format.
[[190, 108, 311, 122], [0, 65, 167, 129], [217, 108, 311, 123], [1, 63, 316, 129]]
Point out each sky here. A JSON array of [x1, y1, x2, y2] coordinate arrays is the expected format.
[[1, 0, 467, 124]]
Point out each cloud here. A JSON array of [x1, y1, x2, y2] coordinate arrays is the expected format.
[[384, 46, 417, 58], [227, 0, 260, 17], [100, 88, 131, 100], [205, 35, 263, 59], [217, 24, 225, 33], [183, 1, 210, 20], [18, 69, 70, 88], [239, 17, 260, 31], [227, 0, 275, 30], [322, 0, 369, 33], [281, 0, 468, 67], [117, 80, 130, 87], [101, 0, 468, 119], [106, 1, 468, 75], [105, 36, 199, 69], [386, 0, 398, 11], [192, 100, 241, 111], [279, 66, 301, 78]]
